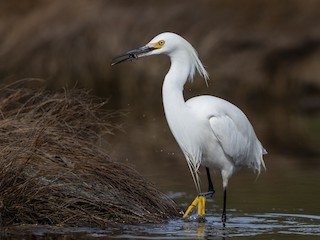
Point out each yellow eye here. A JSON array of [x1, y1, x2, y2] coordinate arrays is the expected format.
[[158, 40, 165, 46]]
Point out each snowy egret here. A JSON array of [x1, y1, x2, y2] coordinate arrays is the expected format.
[[112, 32, 267, 223]]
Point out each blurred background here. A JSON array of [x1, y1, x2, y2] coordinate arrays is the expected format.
[[0, 0, 319, 193]]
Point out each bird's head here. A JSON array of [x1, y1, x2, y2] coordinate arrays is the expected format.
[[111, 32, 175, 65], [112, 32, 209, 82]]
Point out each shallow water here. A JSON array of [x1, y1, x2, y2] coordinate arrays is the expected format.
[[98, 213, 320, 239], [3, 212, 319, 239]]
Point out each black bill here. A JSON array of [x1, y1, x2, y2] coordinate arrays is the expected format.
[[111, 45, 155, 65]]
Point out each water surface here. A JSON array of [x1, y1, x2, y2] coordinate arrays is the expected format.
[[3, 212, 319, 239]]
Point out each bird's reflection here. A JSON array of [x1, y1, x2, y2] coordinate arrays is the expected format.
[[182, 219, 227, 240]]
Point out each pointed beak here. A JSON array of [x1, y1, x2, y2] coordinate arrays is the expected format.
[[111, 45, 156, 65]]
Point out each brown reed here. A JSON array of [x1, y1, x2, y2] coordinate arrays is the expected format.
[[0, 81, 179, 227]]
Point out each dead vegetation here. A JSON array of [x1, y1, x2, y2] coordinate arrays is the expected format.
[[0, 81, 179, 227]]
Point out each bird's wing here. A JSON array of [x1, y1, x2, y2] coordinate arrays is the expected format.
[[209, 114, 250, 164], [187, 95, 265, 171]]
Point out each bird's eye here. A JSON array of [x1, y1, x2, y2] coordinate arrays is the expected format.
[[158, 40, 165, 46]]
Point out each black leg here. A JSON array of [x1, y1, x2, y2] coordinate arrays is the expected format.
[[200, 167, 215, 197], [206, 167, 215, 194], [221, 187, 227, 223]]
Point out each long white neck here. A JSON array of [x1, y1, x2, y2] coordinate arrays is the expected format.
[[162, 52, 203, 193], [162, 45, 208, 116], [162, 52, 190, 123]]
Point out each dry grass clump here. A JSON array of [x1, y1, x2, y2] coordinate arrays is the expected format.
[[0, 82, 179, 227]]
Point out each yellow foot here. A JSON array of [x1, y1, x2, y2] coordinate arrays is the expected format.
[[182, 196, 206, 219]]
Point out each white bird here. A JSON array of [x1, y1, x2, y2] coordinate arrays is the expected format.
[[112, 32, 266, 223]]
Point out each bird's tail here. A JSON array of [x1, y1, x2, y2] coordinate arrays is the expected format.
[[249, 140, 267, 174]]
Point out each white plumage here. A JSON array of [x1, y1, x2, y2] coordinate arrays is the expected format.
[[112, 32, 266, 222]]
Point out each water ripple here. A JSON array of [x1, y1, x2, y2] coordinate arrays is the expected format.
[[2, 212, 319, 239], [107, 212, 320, 239]]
